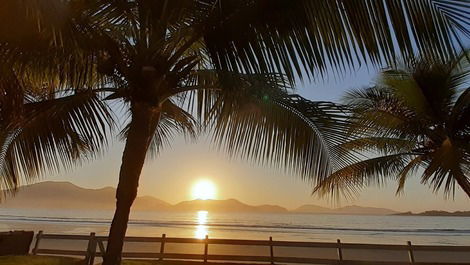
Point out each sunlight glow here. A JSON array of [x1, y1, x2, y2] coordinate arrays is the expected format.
[[192, 180, 217, 200], [197, 210, 208, 224], [195, 210, 209, 239]]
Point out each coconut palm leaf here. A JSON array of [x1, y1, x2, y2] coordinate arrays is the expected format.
[[118, 99, 199, 158], [153, 100, 198, 154], [315, 53, 470, 198], [341, 87, 423, 141], [175, 70, 352, 182], [85, 0, 470, 83], [338, 137, 416, 155], [450, 87, 470, 132], [0, 90, 113, 198], [314, 153, 417, 199], [0, 1, 111, 106], [396, 156, 424, 194], [200, 0, 470, 81]]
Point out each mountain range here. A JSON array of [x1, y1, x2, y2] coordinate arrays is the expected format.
[[0, 181, 409, 215], [394, 211, 470, 217], [0, 181, 171, 211], [292, 204, 398, 215]]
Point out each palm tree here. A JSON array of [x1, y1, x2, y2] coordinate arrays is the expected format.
[[314, 54, 470, 200], [1, 1, 469, 264], [0, 0, 114, 198]]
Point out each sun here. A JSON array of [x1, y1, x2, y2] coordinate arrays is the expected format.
[[192, 180, 217, 200]]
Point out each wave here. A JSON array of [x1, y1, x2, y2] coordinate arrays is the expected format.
[[1, 214, 469, 235]]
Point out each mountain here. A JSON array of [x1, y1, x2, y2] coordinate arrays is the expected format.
[[293, 204, 331, 214], [293, 204, 398, 215], [0, 181, 287, 213], [394, 211, 470, 217], [0, 181, 409, 215], [1, 181, 171, 211], [173, 199, 288, 213], [336, 205, 398, 215]]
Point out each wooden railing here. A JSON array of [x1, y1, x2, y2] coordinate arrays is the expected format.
[[32, 231, 470, 265]]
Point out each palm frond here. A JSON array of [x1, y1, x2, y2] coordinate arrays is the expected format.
[[147, 100, 198, 158], [315, 53, 470, 199], [0, 91, 114, 198], [86, 0, 469, 83], [421, 138, 469, 196], [339, 137, 415, 155], [343, 87, 421, 139], [179, 70, 353, 182], [0, 0, 114, 92], [313, 153, 414, 200], [201, 0, 469, 82], [451, 87, 470, 132], [396, 155, 424, 194]]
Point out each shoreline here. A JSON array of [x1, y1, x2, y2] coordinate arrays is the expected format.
[[4, 206, 470, 217], [1, 211, 470, 246]]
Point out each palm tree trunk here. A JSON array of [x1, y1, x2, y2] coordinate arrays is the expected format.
[[103, 103, 160, 265]]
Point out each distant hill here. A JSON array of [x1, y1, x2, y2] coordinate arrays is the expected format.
[[293, 204, 398, 215], [173, 199, 288, 213], [1, 181, 171, 211], [394, 211, 470, 217], [8, 181, 464, 216], [336, 205, 398, 215], [0, 182, 287, 213], [293, 204, 331, 214]]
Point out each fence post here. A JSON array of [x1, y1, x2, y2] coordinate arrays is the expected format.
[[337, 239, 343, 264], [85, 232, 97, 265], [269, 237, 275, 265], [32, 231, 43, 255], [97, 238, 106, 258], [204, 235, 209, 263], [159, 234, 166, 261], [407, 241, 415, 264]]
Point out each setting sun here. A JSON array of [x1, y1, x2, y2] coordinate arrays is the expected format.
[[192, 180, 217, 200]]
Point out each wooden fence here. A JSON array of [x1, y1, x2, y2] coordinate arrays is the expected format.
[[31, 231, 470, 265]]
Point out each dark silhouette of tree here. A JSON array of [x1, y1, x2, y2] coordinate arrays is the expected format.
[[0, 1, 469, 264], [314, 53, 470, 199]]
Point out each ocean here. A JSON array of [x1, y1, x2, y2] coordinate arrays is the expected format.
[[1, 208, 469, 246]]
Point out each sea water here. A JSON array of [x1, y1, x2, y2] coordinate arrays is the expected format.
[[0, 208, 469, 246]]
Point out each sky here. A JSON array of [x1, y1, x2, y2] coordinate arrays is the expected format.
[[44, 65, 470, 213]]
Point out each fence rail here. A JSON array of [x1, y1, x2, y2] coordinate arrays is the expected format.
[[32, 231, 470, 265]]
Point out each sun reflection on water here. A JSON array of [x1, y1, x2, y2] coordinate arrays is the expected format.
[[195, 210, 209, 239]]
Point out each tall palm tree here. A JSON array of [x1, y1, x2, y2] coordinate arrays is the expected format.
[[314, 54, 470, 199], [1, 1, 469, 264]]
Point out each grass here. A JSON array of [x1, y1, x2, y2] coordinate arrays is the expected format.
[[0, 256, 83, 265], [119, 261, 160, 265], [0, 256, 213, 265], [0, 256, 170, 265]]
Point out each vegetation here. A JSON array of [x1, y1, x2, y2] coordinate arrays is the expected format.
[[0, 1, 469, 264], [0, 256, 83, 265], [0, 256, 164, 265], [314, 54, 470, 199], [0, 256, 224, 265]]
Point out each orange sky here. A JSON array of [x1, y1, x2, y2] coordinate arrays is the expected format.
[[46, 133, 470, 212], [46, 66, 470, 213]]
